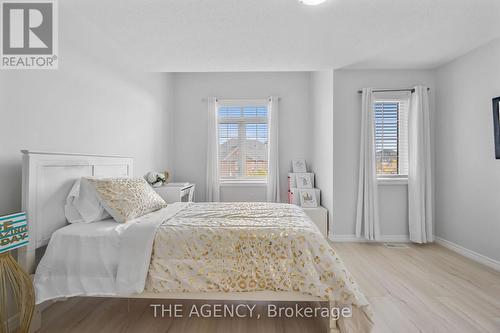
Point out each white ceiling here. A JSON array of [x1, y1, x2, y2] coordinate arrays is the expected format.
[[62, 0, 500, 71]]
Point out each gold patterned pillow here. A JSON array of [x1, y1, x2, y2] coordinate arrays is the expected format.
[[85, 177, 167, 223]]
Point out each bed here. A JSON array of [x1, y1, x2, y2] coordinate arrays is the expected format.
[[20, 151, 373, 333]]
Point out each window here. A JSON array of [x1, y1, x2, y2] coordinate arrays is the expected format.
[[218, 100, 268, 182], [374, 94, 409, 177]]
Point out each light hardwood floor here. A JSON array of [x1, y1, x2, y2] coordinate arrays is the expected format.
[[38, 243, 500, 333]]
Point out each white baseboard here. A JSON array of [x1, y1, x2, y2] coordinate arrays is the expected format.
[[434, 236, 500, 272], [329, 234, 410, 243]]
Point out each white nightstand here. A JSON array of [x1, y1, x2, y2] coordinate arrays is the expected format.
[[154, 183, 195, 204], [303, 206, 328, 238]]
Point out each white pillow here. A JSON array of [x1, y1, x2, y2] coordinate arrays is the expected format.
[[64, 178, 111, 223]]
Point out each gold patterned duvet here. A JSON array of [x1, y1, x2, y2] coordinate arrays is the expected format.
[[145, 202, 373, 331]]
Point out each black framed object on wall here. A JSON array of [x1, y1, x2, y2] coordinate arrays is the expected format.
[[493, 97, 500, 159]]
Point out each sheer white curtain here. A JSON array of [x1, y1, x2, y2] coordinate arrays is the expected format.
[[266, 96, 280, 202], [206, 97, 220, 202], [355, 88, 380, 240], [408, 86, 433, 243]]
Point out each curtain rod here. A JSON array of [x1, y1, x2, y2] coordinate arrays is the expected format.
[[357, 88, 430, 94], [201, 97, 281, 102]]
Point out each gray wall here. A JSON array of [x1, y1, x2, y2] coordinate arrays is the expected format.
[[435, 38, 500, 261], [332, 69, 436, 238], [0, 66, 175, 216], [0, 53, 175, 320], [172, 72, 312, 203], [310, 71, 335, 236]]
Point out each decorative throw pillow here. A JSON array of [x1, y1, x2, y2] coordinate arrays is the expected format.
[[85, 177, 167, 223]]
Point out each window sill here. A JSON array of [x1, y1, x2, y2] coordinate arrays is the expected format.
[[377, 177, 408, 186], [219, 181, 267, 187]]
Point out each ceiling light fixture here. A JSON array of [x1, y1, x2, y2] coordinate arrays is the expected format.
[[299, 0, 328, 5]]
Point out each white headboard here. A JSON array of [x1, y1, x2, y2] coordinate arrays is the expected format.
[[19, 150, 133, 273]]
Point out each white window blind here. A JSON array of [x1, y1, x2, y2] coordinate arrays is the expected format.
[[217, 100, 268, 182], [373, 92, 409, 177]]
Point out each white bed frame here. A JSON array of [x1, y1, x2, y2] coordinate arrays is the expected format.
[[19, 151, 339, 333]]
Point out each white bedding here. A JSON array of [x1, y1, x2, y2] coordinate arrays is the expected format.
[[34, 203, 188, 304]]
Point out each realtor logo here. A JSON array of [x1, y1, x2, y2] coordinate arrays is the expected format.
[[1, 0, 58, 69]]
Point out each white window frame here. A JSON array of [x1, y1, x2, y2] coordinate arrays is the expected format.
[[373, 92, 410, 184], [217, 99, 269, 185]]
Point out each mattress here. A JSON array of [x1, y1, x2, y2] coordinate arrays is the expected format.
[[35, 202, 373, 332]]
